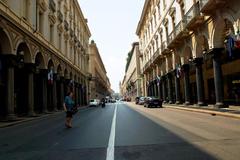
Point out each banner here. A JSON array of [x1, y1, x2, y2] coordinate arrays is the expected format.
[[48, 69, 53, 85]]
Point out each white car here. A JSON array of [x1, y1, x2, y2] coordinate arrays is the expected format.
[[89, 99, 100, 107]]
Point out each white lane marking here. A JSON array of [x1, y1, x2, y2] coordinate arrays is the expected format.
[[106, 103, 118, 160]]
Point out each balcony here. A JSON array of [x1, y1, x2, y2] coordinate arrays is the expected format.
[[64, 20, 69, 31], [161, 41, 170, 55], [183, 2, 204, 30], [49, 0, 56, 12], [70, 29, 74, 37], [199, 0, 226, 14], [153, 49, 159, 62], [57, 10, 63, 23], [168, 21, 189, 48]]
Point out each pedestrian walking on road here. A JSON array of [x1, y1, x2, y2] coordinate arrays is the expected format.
[[63, 91, 75, 128]]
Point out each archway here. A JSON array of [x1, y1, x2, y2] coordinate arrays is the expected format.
[[14, 42, 32, 116], [0, 29, 13, 118], [56, 64, 62, 110], [64, 68, 69, 96], [47, 59, 54, 111], [212, 18, 240, 106], [34, 52, 45, 113]]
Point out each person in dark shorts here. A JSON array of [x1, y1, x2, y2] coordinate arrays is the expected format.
[[63, 92, 75, 128]]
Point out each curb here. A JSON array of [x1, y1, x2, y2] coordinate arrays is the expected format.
[[0, 106, 90, 128], [163, 105, 240, 119]]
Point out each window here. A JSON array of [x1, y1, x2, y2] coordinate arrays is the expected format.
[[158, 2, 161, 18], [65, 40, 68, 58], [163, 0, 166, 10], [39, 12, 44, 34], [50, 25, 54, 43], [154, 12, 157, 27], [58, 33, 62, 52]]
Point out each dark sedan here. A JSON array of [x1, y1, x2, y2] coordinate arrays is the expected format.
[[144, 97, 162, 108]]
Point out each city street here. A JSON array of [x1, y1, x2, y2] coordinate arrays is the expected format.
[[0, 102, 240, 160]]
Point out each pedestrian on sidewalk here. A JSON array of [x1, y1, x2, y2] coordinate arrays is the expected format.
[[63, 91, 75, 128]]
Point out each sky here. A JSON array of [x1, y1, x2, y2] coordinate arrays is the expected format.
[[78, 0, 145, 93]]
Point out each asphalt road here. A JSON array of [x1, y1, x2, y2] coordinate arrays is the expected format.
[[0, 102, 240, 160]]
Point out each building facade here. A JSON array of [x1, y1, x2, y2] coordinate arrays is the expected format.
[[137, 0, 240, 107], [89, 40, 111, 100], [121, 42, 142, 101], [0, 0, 91, 120]]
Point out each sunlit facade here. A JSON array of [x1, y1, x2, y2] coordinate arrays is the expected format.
[[121, 42, 142, 101], [88, 40, 111, 100], [0, 0, 91, 120], [137, 0, 240, 107]]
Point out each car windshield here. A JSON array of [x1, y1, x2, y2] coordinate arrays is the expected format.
[[90, 99, 94, 102]]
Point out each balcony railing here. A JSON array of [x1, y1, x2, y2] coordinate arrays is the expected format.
[[49, 0, 56, 12], [168, 21, 188, 48], [57, 10, 63, 23], [64, 20, 69, 31], [183, 2, 204, 30], [168, 31, 175, 46], [199, 0, 208, 9], [70, 29, 74, 37], [153, 49, 159, 61], [199, 0, 225, 14]]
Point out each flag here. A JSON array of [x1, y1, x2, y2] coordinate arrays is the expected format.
[[156, 75, 161, 86], [235, 30, 240, 49], [176, 65, 182, 78], [48, 69, 53, 85], [226, 36, 235, 57]]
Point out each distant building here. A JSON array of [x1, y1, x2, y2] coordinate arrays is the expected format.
[[121, 42, 142, 101], [89, 40, 111, 100]]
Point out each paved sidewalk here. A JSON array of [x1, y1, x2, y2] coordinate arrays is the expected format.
[[126, 102, 240, 119], [0, 106, 90, 128]]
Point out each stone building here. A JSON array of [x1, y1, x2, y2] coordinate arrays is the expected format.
[[136, 0, 240, 107], [89, 40, 111, 100], [121, 42, 142, 101], [0, 0, 91, 120]]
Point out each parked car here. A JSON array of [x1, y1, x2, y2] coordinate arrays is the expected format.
[[144, 97, 162, 108], [138, 97, 146, 105], [89, 99, 100, 107], [135, 97, 140, 104]]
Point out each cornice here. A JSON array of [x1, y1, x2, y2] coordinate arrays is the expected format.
[[136, 0, 150, 35]]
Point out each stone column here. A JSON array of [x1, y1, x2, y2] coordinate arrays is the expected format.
[[60, 76, 65, 110], [40, 69, 48, 113], [79, 84, 82, 105], [167, 73, 173, 104], [211, 49, 224, 108], [193, 58, 206, 106], [5, 55, 16, 120], [75, 82, 79, 105], [162, 76, 167, 103], [151, 82, 155, 96], [157, 80, 162, 100], [25, 63, 36, 116], [174, 69, 181, 104], [52, 74, 58, 111], [79, 83, 83, 105], [154, 81, 158, 97], [182, 64, 191, 105]]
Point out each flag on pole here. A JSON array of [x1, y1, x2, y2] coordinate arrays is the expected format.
[[226, 35, 235, 57], [48, 69, 53, 85], [176, 64, 182, 78], [156, 75, 161, 86]]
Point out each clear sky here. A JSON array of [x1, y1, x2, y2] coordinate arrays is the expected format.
[[78, 0, 145, 93]]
